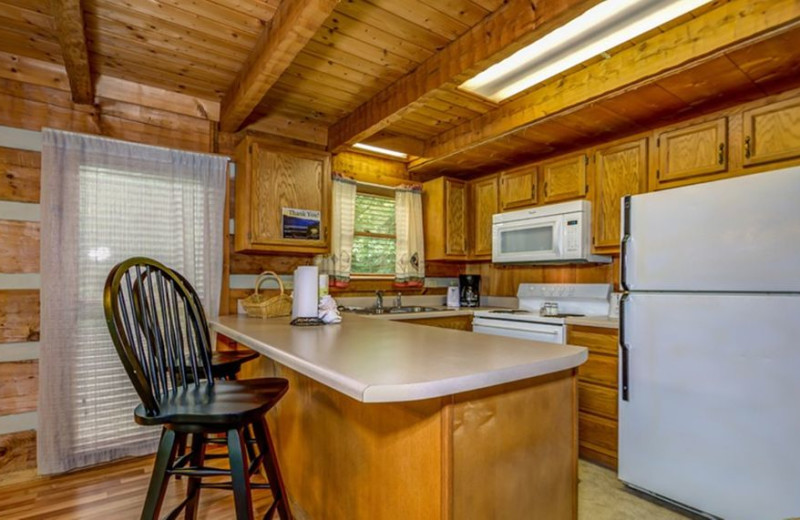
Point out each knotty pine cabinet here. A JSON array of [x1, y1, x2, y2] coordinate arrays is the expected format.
[[399, 315, 473, 331], [422, 176, 468, 261], [742, 97, 800, 168], [498, 165, 537, 211], [592, 138, 648, 253], [568, 324, 619, 470], [540, 153, 589, 204], [234, 137, 331, 254], [652, 117, 729, 190], [469, 174, 499, 259]]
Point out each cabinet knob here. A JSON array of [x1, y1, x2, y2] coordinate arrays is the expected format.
[[744, 136, 752, 159], [718, 143, 725, 165], [544, 182, 548, 198]]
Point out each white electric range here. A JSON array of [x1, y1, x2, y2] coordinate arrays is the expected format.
[[473, 283, 611, 344]]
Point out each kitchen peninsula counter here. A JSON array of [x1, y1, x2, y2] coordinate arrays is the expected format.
[[211, 314, 587, 520]]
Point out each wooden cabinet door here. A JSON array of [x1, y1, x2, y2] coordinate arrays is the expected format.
[[235, 138, 330, 254], [541, 153, 588, 203], [593, 138, 647, 252], [499, 165, 537, 211], [742, 97, 800, 167], [470, 175, 498, 258], [445, 178, 468, 257], [654, 117, 728, 188]]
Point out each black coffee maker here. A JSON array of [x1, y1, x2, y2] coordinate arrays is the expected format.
[[459, 274, 481, 307]]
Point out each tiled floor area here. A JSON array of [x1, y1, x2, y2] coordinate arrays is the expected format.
[[579, 460, 696, 519]]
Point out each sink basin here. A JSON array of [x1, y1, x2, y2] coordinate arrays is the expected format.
[[339, 306, 442, 315]]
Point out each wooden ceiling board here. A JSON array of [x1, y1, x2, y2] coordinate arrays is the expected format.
[[0, 29, 63, 65], [300, 40, 410, 81], [655, 55, 766, 107], [91, 60, 223, 100], [204, 0, 280, 18], [290, 52, 392, 91], [367, 0, 472, 40], [322, 12, 434, 62], [433, 87, 496, 114], [143, 0, 270, 37], [416, 0, 491, 27], [334, 0, 452, 51], [726, 28, 800, 94], [314, 26, 420, 73], [279, 63, 381, 97]]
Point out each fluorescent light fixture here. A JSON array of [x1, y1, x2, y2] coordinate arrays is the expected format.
[[460, 0, 712, 102], [352, 142, 408, 159]]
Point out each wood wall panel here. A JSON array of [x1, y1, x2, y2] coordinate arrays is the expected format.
[[0, 220, 39, 273], [465, 259, 618, 297], [0, 147, 40, 203], [0, 360, 37, 416], [0, 290, 40, 343], [0, 430, 36, 485]]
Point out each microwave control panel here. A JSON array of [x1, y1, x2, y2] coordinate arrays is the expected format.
[[565, 217, 581, 253]]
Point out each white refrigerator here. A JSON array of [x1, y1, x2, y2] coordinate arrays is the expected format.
[[618, 166, 800, 520]]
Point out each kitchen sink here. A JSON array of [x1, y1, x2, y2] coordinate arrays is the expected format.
[[339, 306, 442, 315]]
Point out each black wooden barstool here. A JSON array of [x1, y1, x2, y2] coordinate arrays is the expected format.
[[168, 269, 258, 380], [104, 257, 292, 520]]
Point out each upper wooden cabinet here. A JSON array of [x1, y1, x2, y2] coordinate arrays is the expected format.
[[653, 117, 728, 189], [469, 174, 499, 259], [593, 138, 648, 253], [742, 97, 800, 167], [499, 165, 537, 211], [423, 177, 468, 261], [234, 137, 330, 254], [540, 153, 588, 204]]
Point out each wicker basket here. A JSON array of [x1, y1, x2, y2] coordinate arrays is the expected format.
[[241, 271, 293, 318]]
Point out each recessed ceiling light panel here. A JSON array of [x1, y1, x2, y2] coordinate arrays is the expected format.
[[460, 0, 712, 102], [352, 142, 408, 159]]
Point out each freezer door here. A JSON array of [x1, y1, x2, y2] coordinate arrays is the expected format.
[[622, 165, 800, 292], [618, 293, 800, 520]]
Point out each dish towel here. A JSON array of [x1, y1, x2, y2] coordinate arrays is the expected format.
[[318, 295, 342, 324]]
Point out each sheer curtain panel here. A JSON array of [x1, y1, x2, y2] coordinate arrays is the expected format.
[[327, 176, 357, 288], [38, 129, 227, 474], [395, 186, 425, 287]]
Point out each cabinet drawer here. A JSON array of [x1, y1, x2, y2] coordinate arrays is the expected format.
[[567, 325, 618, 355], [578, 382, 617, 419], [579, 412, 618, 454], [578, 352, 617, 388]]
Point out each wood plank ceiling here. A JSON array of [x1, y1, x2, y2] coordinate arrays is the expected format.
[[1, 0, 800, 177]]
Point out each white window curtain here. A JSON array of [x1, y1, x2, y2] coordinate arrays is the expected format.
[[38, 129, 227, 475], [395, 186, 425, 287], [327, 176, 357, 288]]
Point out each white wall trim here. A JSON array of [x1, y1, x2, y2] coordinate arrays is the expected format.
[[0, 273, 41, 290], [0, 201, 41, 222], [0, 342, 40, 362], [0, 125, 42, 152], [0, 411, 37, 435]]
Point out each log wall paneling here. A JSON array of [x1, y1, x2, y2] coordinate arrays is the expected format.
[[0, 430, 36, 484], [0, 360, 38, 416], [0, 290, 40, 343], [0, 147, 41, 203], [0, 220, 40, 273]]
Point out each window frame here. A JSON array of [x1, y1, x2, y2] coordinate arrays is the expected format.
[[350, 184, 397, 279]]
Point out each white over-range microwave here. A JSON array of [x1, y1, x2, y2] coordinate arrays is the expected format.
[[492, 200, 611, 264]]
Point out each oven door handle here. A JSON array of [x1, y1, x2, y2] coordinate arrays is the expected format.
[[473, 323, 560, 335]]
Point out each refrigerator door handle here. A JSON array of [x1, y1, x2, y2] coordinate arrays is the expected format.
[[620, 195, 632, 291], [619, 292, 630, 401]]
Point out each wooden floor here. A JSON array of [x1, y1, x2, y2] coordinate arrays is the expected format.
[[0, 449, 275, 519]]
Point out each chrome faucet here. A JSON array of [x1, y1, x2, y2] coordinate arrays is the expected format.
[[394, 292, 402, 308], [375, 290, 384, 311]]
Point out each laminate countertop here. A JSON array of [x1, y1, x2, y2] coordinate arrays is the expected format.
[[211, 314, 587, 404]]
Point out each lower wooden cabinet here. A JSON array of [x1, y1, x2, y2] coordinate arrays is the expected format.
[[567, 324, 619, 469], [399, 315, 473, 331]]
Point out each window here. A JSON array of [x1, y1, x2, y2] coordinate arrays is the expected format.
[[351, 191, 396, 275], [38, 129, 227, 474]]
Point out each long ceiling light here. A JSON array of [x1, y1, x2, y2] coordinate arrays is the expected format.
[[460, 0, 713, 102], [352, 142, 408, 159]]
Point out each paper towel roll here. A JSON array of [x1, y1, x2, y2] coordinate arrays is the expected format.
[[292, 266, 319, 319]]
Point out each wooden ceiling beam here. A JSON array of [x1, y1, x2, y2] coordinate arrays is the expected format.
[[327, 0, 604, 153], [220, 0, 340, 132], [410, 0, 800, 172], [49, 0, 94, 104]]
